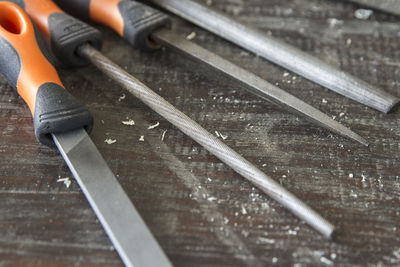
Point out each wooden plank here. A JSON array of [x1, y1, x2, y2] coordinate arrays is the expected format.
[[0, 0, 399, 266]]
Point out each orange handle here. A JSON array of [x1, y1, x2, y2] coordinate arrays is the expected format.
[[0, 2, 93, 146], [0, 2, 63, 113], [54, 0, 170, 51], [53, 0, 125, 35], [91, 0, 125, 36], [1, 0, 102, 67], [24, 0, 64, 44]]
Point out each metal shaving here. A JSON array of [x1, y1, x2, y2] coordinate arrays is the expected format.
[[104, 138, 117, 145], [257, 237, 275, 244], [118, 93, 126, 101], [148, 122, 160, 130], [57, 177, 71, 188], [161, 130, 168, 141], [122, 119, 135, 126], [320, 256, 334, 265], [207, 197, 217, 202], [327, 18, 344, 27], [241, 205, 247, 215], [220, 133, 228, 140], [355, 9, 373, 20], [186, 32, 196, 40], [215, 131, 228, 140]]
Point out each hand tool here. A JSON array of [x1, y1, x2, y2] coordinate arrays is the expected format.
[[145, 0, 400, 114], [346, 0, 400, 16], [51, 0, 368, 147], [14, 0, 336, 237], [0, 3, 171, 267]]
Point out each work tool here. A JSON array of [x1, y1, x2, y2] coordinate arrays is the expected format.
[[51, 0, 367, 146], [0, 3, 171, 267], [347, 0, 400, 16], [146, 0, 400, 114], [15, 0, 336, 237]]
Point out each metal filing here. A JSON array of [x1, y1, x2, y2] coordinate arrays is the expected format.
[[151, 29, 368, 146], [53, 0, 367, 146], [79, 42, 336, 238], [147, 0, 400, 113], [16, 0, 335, 237]]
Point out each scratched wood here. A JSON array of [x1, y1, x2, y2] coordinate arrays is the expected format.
[[1, 0, 400, 266]]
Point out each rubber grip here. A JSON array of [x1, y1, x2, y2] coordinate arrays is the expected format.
[[0, 2, 93, 146], [0, 0, 102, 67], [48, 12, 102, 66], [54, 0, 171, 51]]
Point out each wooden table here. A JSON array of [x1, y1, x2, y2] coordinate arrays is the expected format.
[[1, 0, 399, 266]]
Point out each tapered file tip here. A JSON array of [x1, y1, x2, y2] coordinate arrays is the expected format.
[[384, 97, 400, 114], [352, 134, 369, 147]]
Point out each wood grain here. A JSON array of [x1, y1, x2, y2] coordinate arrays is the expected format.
[[1, 0, 399, 266]]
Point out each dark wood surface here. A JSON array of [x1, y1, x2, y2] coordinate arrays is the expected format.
[[1, 0, 400, 266]]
